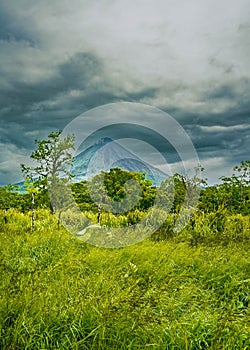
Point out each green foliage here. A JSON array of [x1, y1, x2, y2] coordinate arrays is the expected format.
[[71, 168, 157, 220], [20, 130, 75, 212], [153, 165, 206, 216], [21, 130, 75, 186], [71, 181, 96, 212], [2, 130, 249, 349], [198, 160, 250, 215], [87, 168, 156, 214], [0, 187, 29, 211], [0, 211, 249, 349]]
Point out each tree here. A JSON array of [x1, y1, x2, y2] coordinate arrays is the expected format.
[[24, 178, 39, 230], [21, 131, 75, 214], [233, 160, 250, 208], [196, 160, 250, 215], [88, 168, 156, 214], [167, 165, 207, 214], [219, 160, 250, 214], [71, 180, 96, 212], [0, 185, 26, 212], [234, 160, 250, 184]]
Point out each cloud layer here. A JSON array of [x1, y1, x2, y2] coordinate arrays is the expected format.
[[0, 0, 249, 185]]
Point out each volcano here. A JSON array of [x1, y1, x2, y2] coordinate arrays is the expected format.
[[72, 137, 168, 186], [15, 137, 168, 191]]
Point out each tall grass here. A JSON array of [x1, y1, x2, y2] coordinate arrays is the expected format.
[[0, 209, 249, 349]]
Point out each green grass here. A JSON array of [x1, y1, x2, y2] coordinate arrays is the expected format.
[[0, 209, 249, 349]]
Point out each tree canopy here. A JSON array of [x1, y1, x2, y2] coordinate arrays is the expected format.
[[20, 130, 75, 214]]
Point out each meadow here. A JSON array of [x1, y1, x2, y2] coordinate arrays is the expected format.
[[0, 209, 249, 349]]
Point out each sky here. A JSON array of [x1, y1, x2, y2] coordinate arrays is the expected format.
[[0, 0, 250, 186]]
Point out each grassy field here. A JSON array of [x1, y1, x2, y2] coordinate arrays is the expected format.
[[0, 209, 249, 349]]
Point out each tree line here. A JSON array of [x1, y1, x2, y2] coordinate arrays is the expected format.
[[1, 131, 249, 219]]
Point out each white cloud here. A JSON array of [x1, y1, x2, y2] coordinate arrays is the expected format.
[[200, 124, 248, 133], [3, 0, 250, 89], [0, 143, 28, 185]]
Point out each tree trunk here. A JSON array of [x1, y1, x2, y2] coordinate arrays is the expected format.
[[31, 192, 35, 230], [49, 201, 54, 214], [97, 203, 101, 224], [58, 210, 62, 229]]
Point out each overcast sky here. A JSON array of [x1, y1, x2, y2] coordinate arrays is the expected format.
[[0, 0, 250, 186]]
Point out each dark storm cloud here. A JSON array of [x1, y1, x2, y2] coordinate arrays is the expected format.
[[0, 52, 103, 156], [0, 2, 36, 45], [0, 48, 158, 127], [0, 47, 159, 184], [158, 76, 250, 138], [0, 0, 249, 185], [0, 53, 101, 115], [186, 124, 249, 153]]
